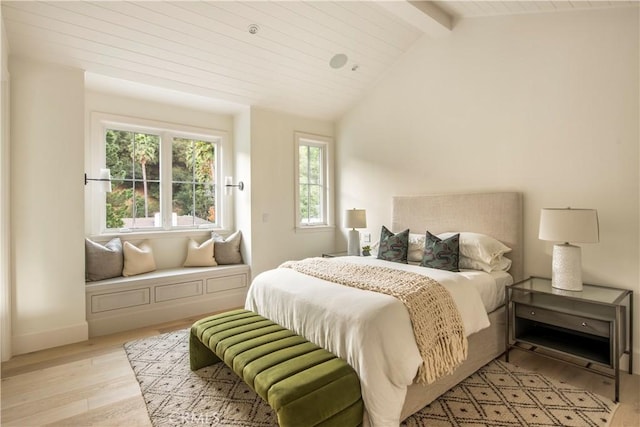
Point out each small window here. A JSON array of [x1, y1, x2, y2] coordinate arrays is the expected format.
[[295, 132, 333, 229]]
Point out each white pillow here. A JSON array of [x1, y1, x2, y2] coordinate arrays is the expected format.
[[459, 255, 512, 273], [372, 233, 426, 262], [122, 240, 157, 277], [183, 238, 217, 267], [438, 232, 511, 264], [408, 233, 426, 263]]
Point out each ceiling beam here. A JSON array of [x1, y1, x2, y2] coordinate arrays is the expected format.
[[376, 1, 453, 38]]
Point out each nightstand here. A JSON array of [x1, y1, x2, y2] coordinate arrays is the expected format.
[[505, 276, 633, 402], [321, 251, 348, 258]]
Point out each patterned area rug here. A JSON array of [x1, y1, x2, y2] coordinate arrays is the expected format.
[[124, 329, 618, 427]]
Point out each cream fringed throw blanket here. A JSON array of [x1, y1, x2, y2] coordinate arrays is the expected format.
[[280, 258, 468, 384]]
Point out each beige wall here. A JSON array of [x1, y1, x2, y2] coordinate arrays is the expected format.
[[233, 107, 253, 270], [1, 9, 11, 361], [10, 57, 87, 354], [249, 107, 335, 277], [337, 8, 639, 371]]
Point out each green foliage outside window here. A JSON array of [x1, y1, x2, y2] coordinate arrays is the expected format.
[[299, 144, 323, 224], [105, 129, 216, 229], [172, 138, 216, 226]]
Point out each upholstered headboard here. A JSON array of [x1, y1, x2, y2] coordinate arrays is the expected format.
[[391, 192, 524, 282]]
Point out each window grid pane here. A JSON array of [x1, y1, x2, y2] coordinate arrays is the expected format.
[[105, 129, 161, 230], [299, 142, 324, 225], [172, 137, 216, 227], [308, 146, 321, 184]]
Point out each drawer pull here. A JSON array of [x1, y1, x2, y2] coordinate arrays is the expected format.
[[581, 322, 588, 327], [530, 311, 535, 316]]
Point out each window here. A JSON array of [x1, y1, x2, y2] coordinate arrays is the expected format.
[[89, 113, 229, 234], [295, 132, 333, 229]]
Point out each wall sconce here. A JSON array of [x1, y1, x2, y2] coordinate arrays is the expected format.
[[224, 176, 244, 195], [84, 168, 112, 192]]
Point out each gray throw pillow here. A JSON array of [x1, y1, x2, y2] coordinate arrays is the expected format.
[[376, 226, 409, 264], [421, 231, 460, 272], [85, 237, 123, 281], [211, 230, 243, 265]]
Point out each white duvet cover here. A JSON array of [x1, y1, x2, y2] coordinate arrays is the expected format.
[[245, 256, 491, 427], [458, 269, 512, 312]]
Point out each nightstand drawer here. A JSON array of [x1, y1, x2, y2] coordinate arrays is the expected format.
[[515, 303, 610, 338]]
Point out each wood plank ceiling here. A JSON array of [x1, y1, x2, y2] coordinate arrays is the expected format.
[[2, 1, 636, 120]]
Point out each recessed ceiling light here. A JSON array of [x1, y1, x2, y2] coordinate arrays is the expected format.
[[329, 53, 348, 69]]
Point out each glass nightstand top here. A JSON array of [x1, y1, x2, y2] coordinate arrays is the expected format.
[[511, 277, 630, 305]]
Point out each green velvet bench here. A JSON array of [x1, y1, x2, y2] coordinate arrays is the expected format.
[[190, 309, 363, 427]]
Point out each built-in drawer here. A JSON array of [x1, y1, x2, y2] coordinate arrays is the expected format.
[[155, 280, 203, 303], [515, 303, 610, 338], [206, 274, 246, 294], [91, 288, 150, 313]]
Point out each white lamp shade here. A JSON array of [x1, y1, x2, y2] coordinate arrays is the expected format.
[[344, 209, 366, 229], [539, 208, 599, 243]]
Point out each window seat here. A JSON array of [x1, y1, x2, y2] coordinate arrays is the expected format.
[[85, 264, 250, 337]]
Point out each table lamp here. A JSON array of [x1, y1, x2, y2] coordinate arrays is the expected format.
[[344, 209, 367, 256], [538, 208, 599, 291]]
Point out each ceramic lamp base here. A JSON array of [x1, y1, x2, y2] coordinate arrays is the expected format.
[[552, 243, 583, 292], [347, 229, 360, 256]]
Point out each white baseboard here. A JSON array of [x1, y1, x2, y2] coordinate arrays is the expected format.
[[12, 321, 89, 356]]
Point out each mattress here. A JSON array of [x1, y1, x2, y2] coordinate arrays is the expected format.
[[459, 269, 513, 312], [245, 256, 503, 427]]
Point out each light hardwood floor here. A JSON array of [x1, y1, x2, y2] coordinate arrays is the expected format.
[[2, 315, 639, 426]]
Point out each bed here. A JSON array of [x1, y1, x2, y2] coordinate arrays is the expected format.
[[245, 192, 523, 427]]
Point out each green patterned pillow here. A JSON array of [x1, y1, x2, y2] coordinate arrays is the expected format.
[[377, 226, 409, 264], [421, 231, 460, 272]]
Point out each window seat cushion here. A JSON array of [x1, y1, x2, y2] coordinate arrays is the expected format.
[[85, 264, 247, 286]]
